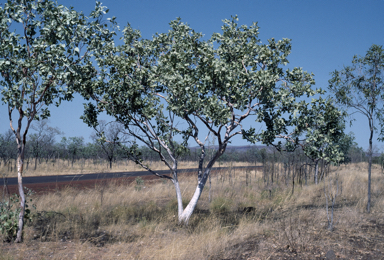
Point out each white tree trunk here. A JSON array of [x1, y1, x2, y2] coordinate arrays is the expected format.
[[173, 177, 184, 218], [315, 160, 319, 185], [15, 154, 25, 243], [179, 181, 204, 224], [177, 143, 225, 224], [179, 167, 211, 224]]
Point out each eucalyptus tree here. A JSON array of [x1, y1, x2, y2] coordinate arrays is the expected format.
[[0, 0, 115, 242], [60, 136, 85, 167], [91, 120, 127, 169], [0, 129, 16, 168], [81, 17, 318, 224], [329, 44, 384, 213], [347, 138, 365, 163], [336, 132, 355, 164], [301, 98, 346, 184], [28, 120, 61, 170]]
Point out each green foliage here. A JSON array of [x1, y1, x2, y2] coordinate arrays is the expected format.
[[210, 197, 232, 214], [301, 97, 347, 164], [329, 44, 384, 212], [77, 15, 323, 222], [337, 132, 356, 163], [0, 130, 16, 165], [166, 198, 189, 213], [329, 44, 384, 141], [79, 15, 319, 168], [0, 0, 116, 119], [135, 176, 144, 191], [0, 0, 116, 241], [0, 188, 35, 242]]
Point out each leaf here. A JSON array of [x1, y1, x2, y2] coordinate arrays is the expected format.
[[74, 47, 80, 56]]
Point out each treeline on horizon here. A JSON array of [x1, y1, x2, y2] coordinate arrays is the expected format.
[[0, 120, 379, 173]]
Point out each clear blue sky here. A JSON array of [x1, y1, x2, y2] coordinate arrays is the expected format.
[[1, 0, 383, 150]]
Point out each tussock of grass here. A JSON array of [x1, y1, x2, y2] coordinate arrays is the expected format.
[[1, 162, 384, 259]]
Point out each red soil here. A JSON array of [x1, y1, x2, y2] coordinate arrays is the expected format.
[[4, 174, 171, 195]]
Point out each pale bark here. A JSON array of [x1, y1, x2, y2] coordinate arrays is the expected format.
[[15, 153, 25, 243], [178, 146, 209, 224], [179, 169, 209, 224], [14, 122, 29, 242], [10, 105, 33, 243], [179, 147, 224, 224], [367, 116, 373, 213], [173, 173, 184, 218], [314, 160, 319, 185]]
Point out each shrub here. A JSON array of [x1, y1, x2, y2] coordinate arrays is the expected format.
[[0, 188, 35, 242], [210, 197, 232, 214], [135, 176, 145, 191]]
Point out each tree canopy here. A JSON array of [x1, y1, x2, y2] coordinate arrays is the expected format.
[[0, 0, 116, 242], [300, 97, 347, 184], [80, 16, 322, 224], [329, 44, 384, 213]]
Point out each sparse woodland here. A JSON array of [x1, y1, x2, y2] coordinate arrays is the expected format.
[[0, 0, 384, 259]]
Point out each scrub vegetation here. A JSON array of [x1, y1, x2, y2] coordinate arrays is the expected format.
[[1, 162, 384, 259]]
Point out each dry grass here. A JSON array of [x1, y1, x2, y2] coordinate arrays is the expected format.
[[0, 159, 255, 177], [1, 162, 384, 259]]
